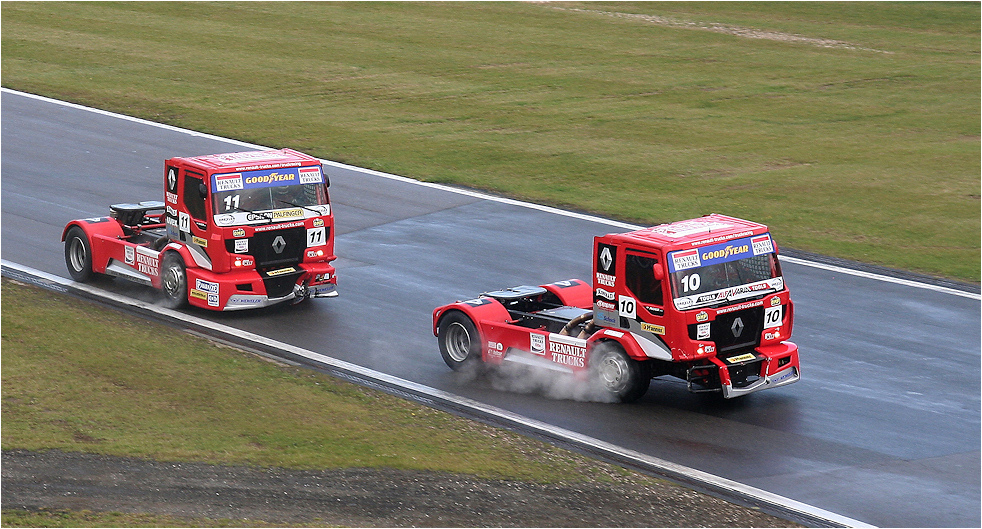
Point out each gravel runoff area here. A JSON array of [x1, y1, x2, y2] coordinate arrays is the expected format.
[[2, 449, 796, 527]]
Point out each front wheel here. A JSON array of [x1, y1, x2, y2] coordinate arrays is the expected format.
[[590, 341, 650, 403], [64, 226, 95, 282], [160, 252, 188, 309], [437, 311, 482, 371]]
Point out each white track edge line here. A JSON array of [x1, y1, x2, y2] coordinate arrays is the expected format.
[[0, 259, 874, 528], [4, 87, 976, 300]]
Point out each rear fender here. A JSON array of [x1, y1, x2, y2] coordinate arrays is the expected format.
[[432, 296, 511, 337], [62, 218, 125, 273], [540, 278, 592, 308]]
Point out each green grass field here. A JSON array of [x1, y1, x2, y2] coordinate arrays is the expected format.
[[0, 278, 631, 482], [0, 2, 980, 282], [1, 2, 977, 281]]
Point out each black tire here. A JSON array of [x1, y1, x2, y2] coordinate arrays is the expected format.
[[160, 252, 188, 309], [64, 226, 95, 282], [590, 341, 650, 403], [437, 311, 482, 371]]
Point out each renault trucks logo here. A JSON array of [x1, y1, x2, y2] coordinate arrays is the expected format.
[[167, 167, 178, 192], [272, 235, 287, 254], [731, 317, 745, 338], [597, 244, 616, 274]]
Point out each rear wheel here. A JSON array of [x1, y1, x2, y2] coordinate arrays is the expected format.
[[590, 341, 650, 403], [160, 252, 188, 309], [64, 226, 95, 282], [438, 312, 482, 371]]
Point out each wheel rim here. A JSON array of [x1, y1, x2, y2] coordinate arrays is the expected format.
[[162, 264, 184, 298], [68, 237, 86, 272], [599, 353, 629, 392], [445, 322, 472, 362]]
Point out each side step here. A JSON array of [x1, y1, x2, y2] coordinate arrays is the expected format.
[[105, 259, 153, 286]]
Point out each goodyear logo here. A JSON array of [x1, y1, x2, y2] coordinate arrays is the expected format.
[[244, 172, 297, 185], [701, 244, 750, 261]]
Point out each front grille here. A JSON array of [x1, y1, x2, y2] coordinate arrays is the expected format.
[[230, 226, 305, 269], [690, 307, 764, 353]]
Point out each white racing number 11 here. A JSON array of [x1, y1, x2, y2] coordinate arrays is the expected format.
[[306, 226, 326, 247]]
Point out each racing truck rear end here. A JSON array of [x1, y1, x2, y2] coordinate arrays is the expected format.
[[432, 214, 800, 402], [62, 148, 337, 310]]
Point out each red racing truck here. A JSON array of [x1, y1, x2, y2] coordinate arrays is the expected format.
[[433, 214, 799, 402], [62, 148, 337, 310]]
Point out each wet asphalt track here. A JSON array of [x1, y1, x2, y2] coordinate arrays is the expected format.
[[2, 90, 979, 528]]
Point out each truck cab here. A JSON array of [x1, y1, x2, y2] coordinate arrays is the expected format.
[[591, 214, 798, 398]]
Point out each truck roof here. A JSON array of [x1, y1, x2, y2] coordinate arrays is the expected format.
[[170, 148, 321, 173], [613, 214, 770, 250]]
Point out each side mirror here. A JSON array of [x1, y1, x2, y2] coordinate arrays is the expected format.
[[652, 264, 664, 281], [198, 182, 208, 199], [321, 166, 331, 187]]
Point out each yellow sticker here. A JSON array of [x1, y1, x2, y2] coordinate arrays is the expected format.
[[727, 353, 756, 364], [641, 322, 665, 335]]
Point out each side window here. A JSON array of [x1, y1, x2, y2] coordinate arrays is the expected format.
[[625, 253, 663, 306], [183, 173, 207, 221]]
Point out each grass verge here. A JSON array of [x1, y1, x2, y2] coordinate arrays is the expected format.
[[0, 509, 307, 528], [1, 2, 978, 281], [0, 278, 621, 483]]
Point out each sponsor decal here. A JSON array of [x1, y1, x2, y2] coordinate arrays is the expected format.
[[595, 300, 615, 311], [595, 309, 618, 326], [166, 192, 179, 205], [595, 272, 615, 287], [298, 166, 323, 184], [751, 234, 774, 255], [134, 250, 159, 276], [235, 239, 249, 253], [214, 173, 244, 192], [696, 344, 716, 355], [696, 322, 711, 340], [669, 248, 701, 272], [232, 228, 246, 238], [192, 235, 208, 248], [487, 341, 504, 359], [547, 334, 586, 368], [530, 333, 546, 355], [254, 220, 305, 232], [248, 208, 302, 222], [641, 322, 665, 335], [595, 288, 615, 301], [208, 293, 220, 307], [227, 295, 265, 306], [696, 311, 709, 322], [770, 295, 782, 306], [773, 369, 796, 383], [716, 299, 765, 314], [674, 278, 783, 312], [313, 218, 324, 228], [195, 279, 219, 294], [125, 246, 135, 265], [727, 353, 757, 364], [190, 289, 208, 301], [603, 329, 624, 338], [266, 267, 297, 277]]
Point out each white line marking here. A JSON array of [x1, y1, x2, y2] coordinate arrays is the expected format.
[[0, 259, 874, 528], [4, 86, 976, 300]]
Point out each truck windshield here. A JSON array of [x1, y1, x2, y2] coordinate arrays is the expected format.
[[667, 235, 784, 311], [210, 166, 329, 227]]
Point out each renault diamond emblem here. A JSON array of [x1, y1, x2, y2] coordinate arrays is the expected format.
[[599, 247, 613, 272], [731, 317, 745, 338], [272, 235, 287, 254], [167, 168, 177, 190]]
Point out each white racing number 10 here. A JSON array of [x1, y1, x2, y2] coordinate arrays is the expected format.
[[764, 305, 783, 329]]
